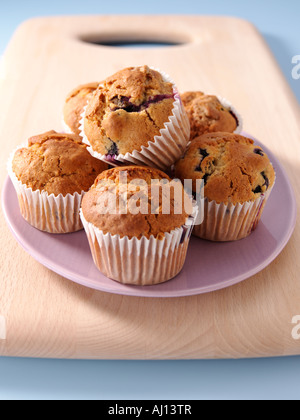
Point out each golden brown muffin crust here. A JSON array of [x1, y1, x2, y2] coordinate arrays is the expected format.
[[181, 91, 238, 140], [81, 166, 192, 239], [174, 132, 275, 205], [12, 131, 108, 196], [83, 66, 175, 156], [63, 82, 99, 135]]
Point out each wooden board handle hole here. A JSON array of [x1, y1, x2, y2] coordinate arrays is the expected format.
[[79, 32, 191, 48]]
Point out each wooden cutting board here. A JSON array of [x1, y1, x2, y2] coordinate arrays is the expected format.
[[0, 16, 299, 360]]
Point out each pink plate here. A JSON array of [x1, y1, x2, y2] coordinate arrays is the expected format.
[[1, 135, 297, 298]]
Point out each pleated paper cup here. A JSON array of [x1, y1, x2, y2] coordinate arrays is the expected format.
[[80, 206, 197, 286], [193, 186, 274, 242], [216, 95, 243, 135], [79, 68, 190, 171], [7, 148, 84, 234]]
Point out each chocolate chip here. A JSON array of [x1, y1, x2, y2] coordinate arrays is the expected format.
[[195, 149, 209, 172], [111, 96, 139, 112], [252, 172, 270, 194], [261, 172, 270, 189], [112, 94, 175, 113], [253, 186, 262, 194], [107, 141, 119, 157], [199, 148, 209, 159], [111, 96, 130, 108], [123, 103, 140, 113], [254, 148, 264, 156]]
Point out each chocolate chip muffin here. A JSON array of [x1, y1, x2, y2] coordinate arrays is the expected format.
[[174, 132, 275, 241], [9, 131, 108, 233], [80, 66, 190, 169], [80, 166, 196, 285], [181, 91, 241, 141], [63, 82, 99, 135]]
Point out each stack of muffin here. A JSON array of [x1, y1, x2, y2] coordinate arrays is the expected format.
[[8, 65, 276, 286]]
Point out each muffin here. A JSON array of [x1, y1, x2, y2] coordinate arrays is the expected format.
[[174, 132, 275, 241], [80, 65, 190, 170], [63, 82, 99, 135], [8, 131, 108, 233], [80, 166, 196, 285], [181, 91, 242, 141]]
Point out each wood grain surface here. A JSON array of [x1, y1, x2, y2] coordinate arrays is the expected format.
[[0, 16, 299, 359]]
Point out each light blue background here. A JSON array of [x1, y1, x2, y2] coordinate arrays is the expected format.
[[0, 0, 299, 401]]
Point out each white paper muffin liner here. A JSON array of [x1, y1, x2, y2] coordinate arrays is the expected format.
[[79, 67, 190, 170], [193, 185, 274, 242], [80, 204, 198, 286], [216, 95, 243, 135], [7, 147, 84, 234]]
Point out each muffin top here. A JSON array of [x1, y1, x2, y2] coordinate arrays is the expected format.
[[181, 91, 238, 140], [12, 131, 108, 196], [63, 82, 99, 135], [83, 65, 176, 157], [81, 166, 192, 239], [174, 132, 275, 205]]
